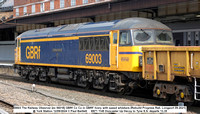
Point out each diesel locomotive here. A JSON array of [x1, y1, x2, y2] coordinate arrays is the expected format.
[[15, 18, 175, 100]]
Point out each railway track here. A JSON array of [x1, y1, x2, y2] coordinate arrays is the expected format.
[[0, 74, 153, 99], [0, 98, 14, 114], [0, 79, 88, 106], [0, 74, 199, 113]]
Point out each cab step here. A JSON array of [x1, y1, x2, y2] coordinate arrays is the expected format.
[[194, 78, 200, 101]]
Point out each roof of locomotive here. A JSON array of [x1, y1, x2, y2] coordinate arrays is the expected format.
[[17, 18, 171, 39], [111, 18, 170, 30]]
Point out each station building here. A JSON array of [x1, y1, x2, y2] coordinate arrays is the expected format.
[[0, 0, 200, 62]]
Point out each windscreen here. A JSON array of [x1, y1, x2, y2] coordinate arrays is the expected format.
[[155, 30, 173, 44], [133, 30, 154, 44], [132, 29, 174, 45]]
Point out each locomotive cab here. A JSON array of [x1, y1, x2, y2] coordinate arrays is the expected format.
[[109, 18, 174, 72]]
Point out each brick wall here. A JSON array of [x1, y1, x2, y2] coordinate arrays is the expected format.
[[89, 0, 95, 3], [36, 4, 40, 13], [19, 7, 23, 16], [14, 0, 109, 17], [66, 0, 71, 7], [54, 0, 60, 9], [27, 5, 32, 14], [45, 1, 50, 11], [13, 8, 16, 17], [14, 0, 43, 6], [77, 0, 82, 6]]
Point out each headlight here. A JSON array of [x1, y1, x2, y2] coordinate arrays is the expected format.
[[139, 56, 142, 67]]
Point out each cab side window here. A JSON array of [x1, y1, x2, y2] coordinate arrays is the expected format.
[[119, 31, 132, 46], [113, 33, 118, 44]]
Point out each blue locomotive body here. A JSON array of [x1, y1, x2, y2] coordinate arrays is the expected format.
[[20, 39, 110, 67], [18, 20, 118, 68]]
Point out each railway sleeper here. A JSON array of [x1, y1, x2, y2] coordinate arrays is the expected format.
[[153, 83, 194, 103]]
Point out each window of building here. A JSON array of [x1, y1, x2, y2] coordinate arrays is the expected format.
[[71, 0, 76, 6], [95, 0, 99, 2], [32, 4, 35, 13], [16, 8, 19, 16], [41, 3, 45, 12], [50, 0, 54, 10], [60, 0, 65, 8], [23, 7, 27, 15], [79, 36, 109, 51], [83, 0, 88, 4]]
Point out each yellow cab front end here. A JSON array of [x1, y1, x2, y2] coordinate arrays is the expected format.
[[110, 28, 174, 72]]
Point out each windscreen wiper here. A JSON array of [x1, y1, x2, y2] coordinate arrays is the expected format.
[[140, 29, 150, 38]]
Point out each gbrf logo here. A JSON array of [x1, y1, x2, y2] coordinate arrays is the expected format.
[[26, 46, 41, 59]]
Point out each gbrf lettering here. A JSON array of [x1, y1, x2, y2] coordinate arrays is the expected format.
[[26, 46, 40, 59]]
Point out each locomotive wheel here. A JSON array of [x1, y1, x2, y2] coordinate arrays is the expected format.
[[162, 94, 170, 102], [21, 74, 28, 79], [124, 86, 134, 95], [92, 79, 105, 90], [77, 76, 90, 88], [21, 69, 29, 80], [39, 71, 48, 82], [39, 76, 51, 83], [117, 87, 125, 95], [45, 77, 52, 83], [29, 74, 37, 81], [168, 95, 177, 106], [124, 82, 138, 95], [39, 75, 47, 82], [29, 70, 38, 81], [101, 85, 109, 92]]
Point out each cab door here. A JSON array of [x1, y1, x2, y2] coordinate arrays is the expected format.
[[15, 39, 21, 64], [110, 30, 119, 69]]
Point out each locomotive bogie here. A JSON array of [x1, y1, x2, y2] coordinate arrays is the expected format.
[[15, 65, 141, 95]]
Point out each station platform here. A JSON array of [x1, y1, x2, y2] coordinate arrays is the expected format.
[[0, 61, 14, 67]]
